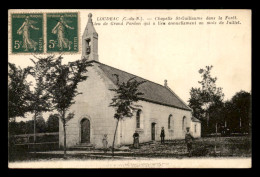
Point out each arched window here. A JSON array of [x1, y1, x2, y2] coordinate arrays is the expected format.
[[195, 124, 197, 133], [182, 116, 187, 130], [168, 115, 172, 129], [136, 110, 141, 128]]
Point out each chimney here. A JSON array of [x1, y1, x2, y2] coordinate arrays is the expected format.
[[164, 79, 167, 87]]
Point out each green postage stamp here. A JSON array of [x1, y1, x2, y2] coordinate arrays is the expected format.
[[11, 13, 44, 53], [46, 13, 79, 53]]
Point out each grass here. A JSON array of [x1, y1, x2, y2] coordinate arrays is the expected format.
[[8, 135, 251, 161]]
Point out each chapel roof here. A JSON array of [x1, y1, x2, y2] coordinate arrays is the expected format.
[[94, 61, 192, 111]]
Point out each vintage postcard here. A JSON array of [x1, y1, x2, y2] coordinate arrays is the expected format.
[[8, 9, 251, 168]]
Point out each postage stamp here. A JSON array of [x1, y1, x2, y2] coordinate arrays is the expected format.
[[46, 13, 79, 53], [11, 13, 44, 53]]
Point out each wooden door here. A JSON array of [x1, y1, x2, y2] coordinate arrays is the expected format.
[[81, 119, 90, 143], [151, 123, 156, 141]]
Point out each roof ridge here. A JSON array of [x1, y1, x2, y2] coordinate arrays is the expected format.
[[165, 85, 192, 111]]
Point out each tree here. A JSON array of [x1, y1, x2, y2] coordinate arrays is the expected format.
[[46, 114, 60, 132], [230, 91, 251, 134], [36, 115, 46, 133], [222, 100, 233, 130], [45, 56, 92, 158], [208, 99, 225, 134], [189, 87, 204, 120], [8, 63, 32, 121], [18, 121, 27, 134], [9, 121, 20, 135], [109, 75, 145, 157], [25, 120, 34, 134], [188, 66, 224, 135], [27, 57, 53, 148]]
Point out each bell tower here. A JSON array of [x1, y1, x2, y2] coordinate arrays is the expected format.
[[82, 13, 99, 61]]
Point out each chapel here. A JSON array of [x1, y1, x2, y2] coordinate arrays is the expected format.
[[59, 13, 201, 148]]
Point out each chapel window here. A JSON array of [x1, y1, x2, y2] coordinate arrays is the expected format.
[[182, 116, 187, 130], [136, 110, 141, 128], [168, 115, 172, 129]]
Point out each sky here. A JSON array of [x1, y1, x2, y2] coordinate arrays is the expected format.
[[8, 9, 251, 122]]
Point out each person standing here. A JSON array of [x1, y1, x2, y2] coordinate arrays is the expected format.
[[102, 134, 108, 153], [185, 127, 194, 157], [133, 131, 140, 148], [160, 127, 165, 144]]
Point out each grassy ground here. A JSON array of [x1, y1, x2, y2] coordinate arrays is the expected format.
[[9, 136, 251, 162]]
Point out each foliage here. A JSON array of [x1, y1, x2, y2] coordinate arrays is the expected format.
[[188, 87, 204, 120], [227, 91, 251, 133], [8, 63, 32, 120], [109, 75, 146, 119], [9, 55, 91, 157], [28, 56, 57, 115], [109, 74, 145, 156], [9, 115, 47, 135], [188, 65, 251, 135], [43, 56, 92, 157], [45, 56, 91, 113], [46, 114, 60, 132], [36, 115, 46, 133], [188, 66, 224, 135]]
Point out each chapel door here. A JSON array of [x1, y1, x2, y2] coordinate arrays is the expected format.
[[151, 123, 156, 141], [81, 119, 90, 143]]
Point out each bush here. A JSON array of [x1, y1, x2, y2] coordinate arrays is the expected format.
[[192, 144, 210, 156]]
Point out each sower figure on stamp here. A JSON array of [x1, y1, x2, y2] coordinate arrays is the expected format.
[[160, 127, 165, 144], [17, 16, 39, 51], [185, 127, 194, 157], [102, 134, 108, 153], [51, 15, 74, 51], [133, 131, 139, 148]]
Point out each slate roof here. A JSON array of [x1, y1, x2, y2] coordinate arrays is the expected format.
[[94, 61, 191, 111], [191, 116, 201, 122]]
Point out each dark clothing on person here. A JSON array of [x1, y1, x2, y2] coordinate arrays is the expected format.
[[185, 132, 194, 157], [161, 136, 165, 144], [185, 132, 194, 143], [133, 132, 139, 148], [160, 129, 165, 144], [187, 142, 192, 153]]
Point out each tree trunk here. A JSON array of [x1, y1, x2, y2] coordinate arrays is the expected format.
[[112, 119, 119, 157], [239, 117, 242, 134], [33, 112, 37, 154], [62, 110, 67, 158], [63, 122, 67, 158], [206, 112, 209, 135], [215, 122, 217, 153]]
